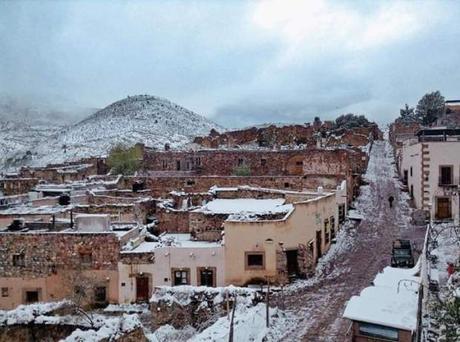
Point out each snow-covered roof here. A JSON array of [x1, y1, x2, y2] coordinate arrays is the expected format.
[[343, 286, 419, 331], [195, 198, 292, 215], [343, 263, 421, 331], [122, 233, 221, 254]]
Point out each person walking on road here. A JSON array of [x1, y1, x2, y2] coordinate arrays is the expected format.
[[388, 195, 394, 208]]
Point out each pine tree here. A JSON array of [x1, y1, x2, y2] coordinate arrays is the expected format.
[[399, 104, 417, 122]]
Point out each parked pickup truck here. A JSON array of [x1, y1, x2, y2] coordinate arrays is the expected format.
[[391, 239, 415, 268]]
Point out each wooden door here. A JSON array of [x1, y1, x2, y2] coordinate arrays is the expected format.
[[436, 197, 451, 219], [136, 277, 149, 302], [199, 269, 214, 287]]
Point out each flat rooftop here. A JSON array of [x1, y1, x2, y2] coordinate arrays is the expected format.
[[194, 198, 293, 215]]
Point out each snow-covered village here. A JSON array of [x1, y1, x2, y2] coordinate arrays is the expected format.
[[0, 1, 459, 342]]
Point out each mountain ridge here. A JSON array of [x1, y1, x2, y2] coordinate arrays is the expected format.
[[0, 95, 222, 169]]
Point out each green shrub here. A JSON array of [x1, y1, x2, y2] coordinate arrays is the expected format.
[[107, 144, 142, 175]]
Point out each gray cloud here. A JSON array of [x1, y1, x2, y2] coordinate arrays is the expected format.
[[1, 0, 460, 128]]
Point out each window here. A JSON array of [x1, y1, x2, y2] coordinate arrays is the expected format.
[[74, 285, 85, 298], [162, 160, 167, 170], [12, 253, 25, 267], [260, 159, 267, 166], [94, 287, 107, 303], [79, 252, 92, 266], [439, 165, 453, 185], [1, 287, 8, 297], [176, 160, 181, 171], [238, 158, 244, 166], [358, 322, 398, 341], [186, 179, 195, 186], [330, 216, 336, 239], [198, 267, 216, 287], [284, 182, 290, 188], [172, 269, 190, 286], [296, 161, 303, 166], [324, 219, 330, 243], [25, 290, 39, 303], [403, 170, 408, 184], [245, 252, 265, 270], [338, 204, 345, 223], [410, 167, 413, 177], [196, 157, 201, 166]]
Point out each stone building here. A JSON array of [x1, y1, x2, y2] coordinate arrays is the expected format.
[[0, 214, 138, 310]]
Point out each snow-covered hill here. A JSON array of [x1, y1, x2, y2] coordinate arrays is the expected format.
[[1, 95, 221, 169]]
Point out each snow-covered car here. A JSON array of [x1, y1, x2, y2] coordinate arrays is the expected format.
[[391, 239, 415, 268]]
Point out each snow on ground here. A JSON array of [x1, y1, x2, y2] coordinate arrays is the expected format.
[[104, 303, 150, 314], [150, 285, 256, 307], [188, 303, 294, 342], [63, 314, 142, 342], [147, 324, 197, 342], [0, 300, 72, 325]]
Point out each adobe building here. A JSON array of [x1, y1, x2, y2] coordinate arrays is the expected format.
[[399, 128, 460, 224], [223, 184, 345, 285]]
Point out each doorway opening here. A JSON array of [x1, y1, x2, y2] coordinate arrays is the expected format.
[[285, 249, 299, 278]]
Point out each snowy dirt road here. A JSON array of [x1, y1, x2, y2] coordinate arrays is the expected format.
[[274, 140, 426, 342]]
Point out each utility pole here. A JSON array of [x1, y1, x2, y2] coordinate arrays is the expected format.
[[226, 290, 230, 320], [229, 296, 236, 342], [266, 278, 270, 328]]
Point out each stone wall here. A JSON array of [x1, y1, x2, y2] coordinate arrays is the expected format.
[[0, 232, 121, 277], [154, 208, 190, 234], [142, 149, 356, 177], [0, 324, 81, 342], [193, 123, 381, 149], [134, 175, 345, 198], [150, 287, 260, 329], [0, 178, 39, 196], [189, 212, 227, 241]]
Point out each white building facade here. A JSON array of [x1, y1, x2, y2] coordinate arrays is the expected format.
[[400, 128, 460, 224]]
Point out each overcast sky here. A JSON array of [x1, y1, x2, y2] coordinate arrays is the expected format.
[[1, 0, 459, 128]]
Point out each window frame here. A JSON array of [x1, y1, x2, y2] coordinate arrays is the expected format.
[[439, 165, 453, 185], [245, 252, 265, 270], [172, 268, 190, 286]]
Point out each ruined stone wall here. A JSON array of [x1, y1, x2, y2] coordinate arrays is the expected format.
[[120, 252, 155, 264], [0, 324, 81, 342], [73, 204, 136, 222], [189, 212, 227, 241], [154, 208, 190, 234], [139, 175, 343, 198], [389, 121, 421, 147], [193, 124, 317, 148], [142, 149, 355, 178], [0, 232, 120, 277], [0, 178, 39, 196]]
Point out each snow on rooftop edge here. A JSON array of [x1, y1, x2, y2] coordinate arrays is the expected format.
[[195, 198, 290, 215]]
